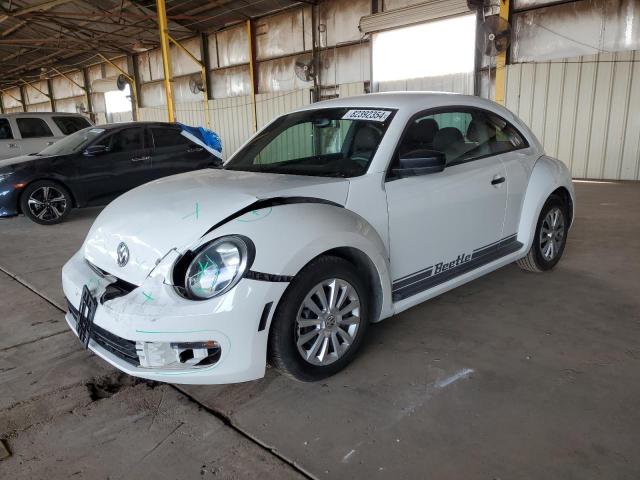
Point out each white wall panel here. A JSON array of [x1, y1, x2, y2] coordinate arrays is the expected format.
[[23, 80, 49, 105], [505, 51, 640, 180], [51, 72, 84, 99], [26, 102, 50, 112], [377, 72, 474, 94], [256, 89, 311, 129], [55, 96, 85, 113], [2, 87, 22, 109]]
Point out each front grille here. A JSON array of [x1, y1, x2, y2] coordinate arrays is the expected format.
[[85, 260, 138, 303], [67, 298, 140, 367]]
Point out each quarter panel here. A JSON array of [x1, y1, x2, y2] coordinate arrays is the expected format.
[[517, 155, 575, 251]]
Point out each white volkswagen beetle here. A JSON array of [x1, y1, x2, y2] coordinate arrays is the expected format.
[[62, 92, 574, 384]]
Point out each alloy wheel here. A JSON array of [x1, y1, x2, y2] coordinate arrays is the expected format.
[[295, 278, 361, 366], [539, 207, 565, 261], [27, 185, 67, 222]]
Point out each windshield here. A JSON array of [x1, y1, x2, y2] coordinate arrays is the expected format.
[[37, 127, 105, 156], [224, 107, 395, 177]]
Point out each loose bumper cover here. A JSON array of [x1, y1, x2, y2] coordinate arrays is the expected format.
[[62, 250, 288, 384]]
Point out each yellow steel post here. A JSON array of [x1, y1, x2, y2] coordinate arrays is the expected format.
[[246, 19, 258, 132], [97, 53, 139, 120], [21, 78, 54, 111], [168, 35, 211, 129], [156, 0, 175, 123], [494, 0, 510, 105], [52, 67, 90, 116]]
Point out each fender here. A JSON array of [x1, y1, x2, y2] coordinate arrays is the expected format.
[[517, 156, 575, 252], [198, 202, 394, 322]]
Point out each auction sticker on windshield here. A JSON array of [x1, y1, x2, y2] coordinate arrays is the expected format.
[[342, 109, 391, 122]]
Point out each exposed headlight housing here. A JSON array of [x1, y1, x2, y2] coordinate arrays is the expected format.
[[182, 236, 253, 300]]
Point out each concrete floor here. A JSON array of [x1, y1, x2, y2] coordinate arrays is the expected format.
[[1, 181, 639, 479]]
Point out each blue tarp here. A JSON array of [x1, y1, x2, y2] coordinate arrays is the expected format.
[[178, 123, 223, 159]]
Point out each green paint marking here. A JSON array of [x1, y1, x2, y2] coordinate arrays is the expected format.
[[236, 207, 272, 222], [142, 291, 154, 303], [136, 329, 217, 334], [182, 202, 200, 220]]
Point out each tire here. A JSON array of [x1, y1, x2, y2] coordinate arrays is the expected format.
[[20, 180, 72, 225], [517, 194, 568, 272], [268, 255, 370, 382]]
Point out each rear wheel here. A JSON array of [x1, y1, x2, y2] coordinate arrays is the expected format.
[[517, 194, 568, 272], [20, 180, 72, 225], [268, 256, 369, 382]]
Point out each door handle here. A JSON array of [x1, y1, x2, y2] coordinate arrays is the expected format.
[[131, 155, 150, 162], [491, 175, 506, 186]]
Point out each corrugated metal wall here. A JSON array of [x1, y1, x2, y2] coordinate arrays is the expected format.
[[505, 51, 640, 181]]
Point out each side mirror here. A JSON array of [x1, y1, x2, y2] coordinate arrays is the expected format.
[[393, 149, 446, 178], [84, 144, 108, 156]]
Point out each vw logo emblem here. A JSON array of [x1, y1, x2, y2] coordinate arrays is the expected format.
[[116, 242, 130, 267]]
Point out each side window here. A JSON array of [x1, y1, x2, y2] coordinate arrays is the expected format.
[[397, 108, 528, 166], [105, 128, 144, 153], [151, 128, 191, 149], [16, 118, 53, 139], [53, 116, 91, 135], [0, 119, 13, 140]]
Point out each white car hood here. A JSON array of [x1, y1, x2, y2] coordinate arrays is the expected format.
[[83, 168, 350, 285]]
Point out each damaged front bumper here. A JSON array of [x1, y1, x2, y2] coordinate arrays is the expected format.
[[62, 250, 288, 384]]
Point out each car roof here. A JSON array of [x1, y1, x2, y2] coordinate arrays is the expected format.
[[301, 91, 501, 113], [0, 112, 86, 118], [90, 121, 177, 130]]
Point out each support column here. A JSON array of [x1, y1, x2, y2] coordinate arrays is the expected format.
[[46, 78, 56, 112], [0, 94, 4, 114], [494, 0, 510, 105], [81, 68, 96, 123], [156, 0, 175, 122], [246, 18, 258, 132], [19, 85, 27, 112]]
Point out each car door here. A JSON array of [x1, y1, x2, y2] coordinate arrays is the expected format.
[[0, 118, 21, 160], [15, 117, 56, 154], [78, 126, 152, 205], [149, 125, 216, 180], [385, 108, 509, 302]]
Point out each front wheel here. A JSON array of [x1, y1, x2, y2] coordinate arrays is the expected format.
[[517, 194, 568, 272], [20, 180, 72, 225], [268, 256, 369, 382]]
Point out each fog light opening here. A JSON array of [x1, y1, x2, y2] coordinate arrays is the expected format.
[[171, 341, 221, 367]]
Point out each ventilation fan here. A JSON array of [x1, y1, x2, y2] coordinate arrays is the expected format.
[[480, 15, 512, 56], [189, 76, 205, 94], [116, 74, 129, 91], [294, 57, 314, 82]]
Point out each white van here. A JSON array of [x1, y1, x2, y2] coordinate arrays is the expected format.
[[0, 112, 92, 160]]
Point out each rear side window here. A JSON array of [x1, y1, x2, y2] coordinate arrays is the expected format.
[[0, 118, 13, 139], [53, 116, 91, 135], [16, 117, 53, 138], [105, 128, 145, 153], [151, 127, 192, 148]]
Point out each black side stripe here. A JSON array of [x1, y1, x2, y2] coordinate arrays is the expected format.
[[392, 234, 522, 301]]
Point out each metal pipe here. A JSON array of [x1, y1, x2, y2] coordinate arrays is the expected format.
[[156, 0, 175, 123]]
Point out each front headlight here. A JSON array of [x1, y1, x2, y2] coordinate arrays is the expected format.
[[184, 236, 252, 300]]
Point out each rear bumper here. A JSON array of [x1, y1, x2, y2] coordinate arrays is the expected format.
[[62, 249, 288, 384]]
